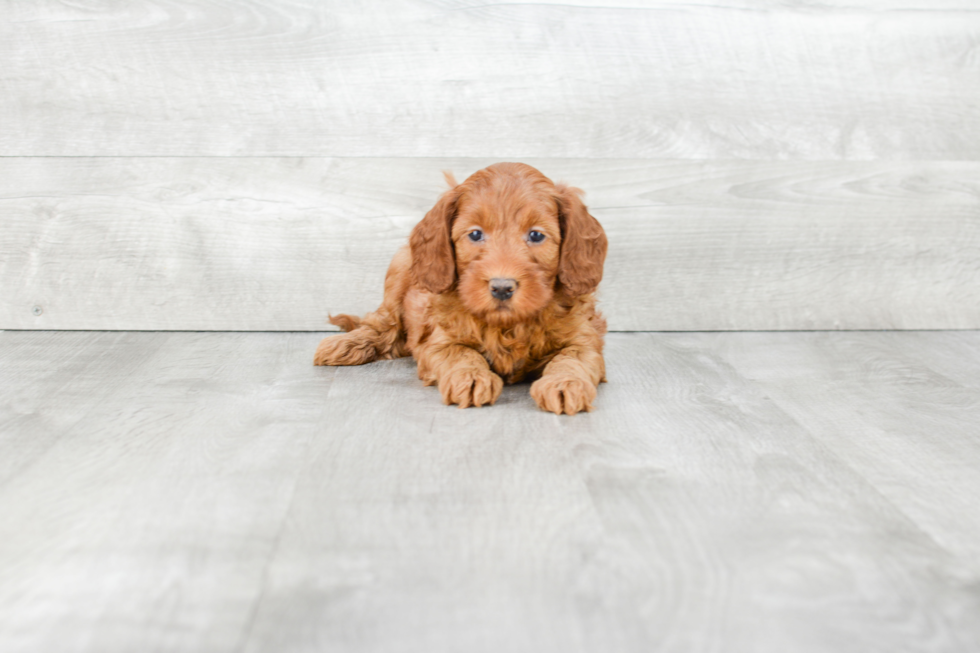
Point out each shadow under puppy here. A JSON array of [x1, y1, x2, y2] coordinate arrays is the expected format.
[[314, 162, 608, 415]]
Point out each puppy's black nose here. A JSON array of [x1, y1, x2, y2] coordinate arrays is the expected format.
[[489, 278, 516, 301]]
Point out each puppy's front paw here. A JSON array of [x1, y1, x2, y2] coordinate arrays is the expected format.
[[439, 366, 503, 408], [531, 374, 597, 415]]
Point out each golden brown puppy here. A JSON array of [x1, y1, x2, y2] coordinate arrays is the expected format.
[[314, 162, 608, 415]]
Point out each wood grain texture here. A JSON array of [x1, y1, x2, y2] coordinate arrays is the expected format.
[[0, 332, 337, 653], [709, 331, 980, 562], [3, 1, 979, 158], [1, 330, 979, 652], [2, 157, 978, 331], [0, 332, 170, 487]]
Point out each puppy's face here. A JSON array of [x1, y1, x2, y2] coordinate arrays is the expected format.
[[451, 180, 561, 326], [409, 163, 607, 327]]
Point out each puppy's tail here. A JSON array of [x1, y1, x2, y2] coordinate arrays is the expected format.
[[328, 313, 361, 332]]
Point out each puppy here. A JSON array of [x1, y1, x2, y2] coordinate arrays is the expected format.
[[314, 162, 608, 415]]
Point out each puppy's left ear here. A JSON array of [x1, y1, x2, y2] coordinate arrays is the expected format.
[[410, 179, 461, 294], [555, 184, 607, 296]]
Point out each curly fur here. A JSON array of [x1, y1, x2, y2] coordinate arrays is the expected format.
[[314, 162, 608, 415]]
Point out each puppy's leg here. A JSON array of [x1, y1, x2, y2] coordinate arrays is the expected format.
[[416, 343, 503, 408], [314, 247, 412, 366], [313, 310, 408, 366], [531, 346, 605, 415], [314, 323, 380, 365]]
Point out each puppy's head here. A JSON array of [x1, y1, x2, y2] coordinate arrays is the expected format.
[[410, 163, 607, 326]]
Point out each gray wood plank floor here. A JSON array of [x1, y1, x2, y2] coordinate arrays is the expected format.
[[1, 331, 979, 652]]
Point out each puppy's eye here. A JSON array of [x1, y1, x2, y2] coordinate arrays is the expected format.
[[528, 230, 546, 243], [468, 229, 484, 242]]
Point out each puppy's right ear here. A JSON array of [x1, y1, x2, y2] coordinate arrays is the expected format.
[[410, 179, 460, 293], [555, 183, 607, 296]]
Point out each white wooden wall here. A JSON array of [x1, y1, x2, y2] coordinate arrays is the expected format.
[[2, 0, 978, 331]]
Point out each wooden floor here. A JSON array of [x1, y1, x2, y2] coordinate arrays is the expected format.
[[1, 330, 979, 652]]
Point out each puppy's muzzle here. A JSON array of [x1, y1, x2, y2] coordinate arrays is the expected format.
[[489, 278, 517, 301]]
